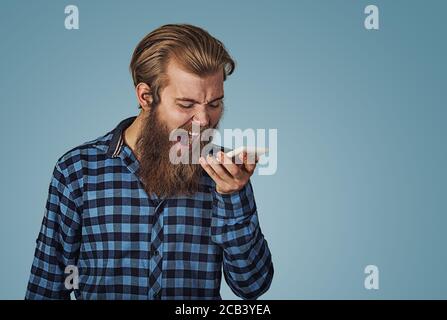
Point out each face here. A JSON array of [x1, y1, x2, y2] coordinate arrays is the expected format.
[[135, 58, 225, 198], [157, 58, 224, 135]]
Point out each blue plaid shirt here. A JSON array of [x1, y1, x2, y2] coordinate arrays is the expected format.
[[26, 116, 274, 300]]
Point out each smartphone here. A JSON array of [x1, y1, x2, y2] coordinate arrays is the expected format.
[[225, 146, 268, 159]]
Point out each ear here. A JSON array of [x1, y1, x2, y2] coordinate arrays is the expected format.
[[135, 82, 153, 111]]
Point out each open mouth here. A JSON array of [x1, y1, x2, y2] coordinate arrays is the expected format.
[[188, 131, 199, 145], [176, 131, 200, 147]]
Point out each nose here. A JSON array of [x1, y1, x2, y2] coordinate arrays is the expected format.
[[192, 108, 210, 128]]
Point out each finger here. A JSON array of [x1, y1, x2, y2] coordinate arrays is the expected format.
[[199, 156, 226, 185], [206, 155, 233, 182], [245, 163, 257, 174], [240, 152, 258, 174], [216, 151, 244, 179]]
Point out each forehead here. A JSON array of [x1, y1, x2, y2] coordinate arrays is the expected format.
[[164, 58, 224, 102]]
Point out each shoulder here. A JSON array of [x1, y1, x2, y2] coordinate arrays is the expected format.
[[53, 131, 114, 185]]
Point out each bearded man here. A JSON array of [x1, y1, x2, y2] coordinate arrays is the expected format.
[[26, 24, 274, 300]]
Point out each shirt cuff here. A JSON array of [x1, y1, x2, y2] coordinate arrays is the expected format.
[[212, 181, 257, 219]]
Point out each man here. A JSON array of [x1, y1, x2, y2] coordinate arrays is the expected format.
[[26, 24, 273, 300]]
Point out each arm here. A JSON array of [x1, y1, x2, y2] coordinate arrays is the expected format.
[[211, 180, 274, 299], [25, 163, 82, 300]]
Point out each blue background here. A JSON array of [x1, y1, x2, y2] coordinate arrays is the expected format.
[[0, 0, 446, 299]]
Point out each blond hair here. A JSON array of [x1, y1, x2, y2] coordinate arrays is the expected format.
[[129, 24, 235, 109]]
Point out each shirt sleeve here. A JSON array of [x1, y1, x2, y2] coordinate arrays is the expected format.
[[211, 180, 274, 299], [25, 163, 82, 300]]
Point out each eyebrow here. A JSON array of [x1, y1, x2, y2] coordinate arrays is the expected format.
[[175, 95, 224, 104]]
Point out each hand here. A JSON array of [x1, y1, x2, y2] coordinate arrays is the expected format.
[[199, 151, 258, 195]]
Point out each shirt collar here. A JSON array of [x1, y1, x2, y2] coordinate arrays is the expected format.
[[105, 115, 228, 159], [106, 116, 137, 158]]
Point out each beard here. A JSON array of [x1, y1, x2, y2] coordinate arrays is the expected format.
[[135, 107, 214, 198]]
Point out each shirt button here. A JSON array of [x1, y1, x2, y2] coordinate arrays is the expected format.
[[150, 249, 159, 258], [153, 291, 161, 299]]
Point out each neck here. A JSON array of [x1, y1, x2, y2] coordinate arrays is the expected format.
[[123, 112, 145, 160]]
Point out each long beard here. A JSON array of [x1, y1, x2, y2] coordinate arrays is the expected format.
[[135, 109, 211, 198]]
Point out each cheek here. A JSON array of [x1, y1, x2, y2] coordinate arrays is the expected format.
[[161, 104, 193, 130], [210, 108, 223, 125]]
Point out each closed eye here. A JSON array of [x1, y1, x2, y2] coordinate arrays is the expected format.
[[176, 95, 224, 108], [208, 100, 223, 108], [177, 103, 194, 109], [177, 102, 222, 109]]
